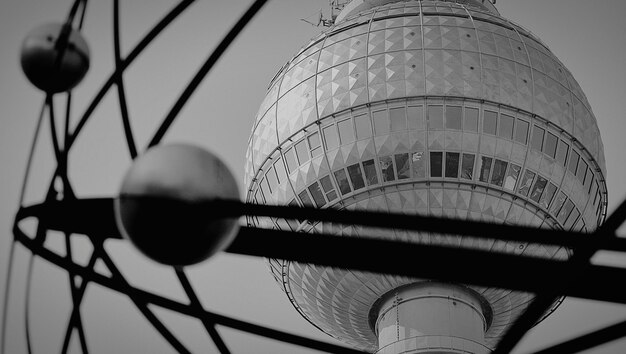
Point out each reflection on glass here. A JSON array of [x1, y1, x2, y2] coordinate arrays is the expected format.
[[355, 113, 372, 139], [408, 105, 424, 130], [373, 110, 390, 135], [395, 153, 410, 179], [320, 175, 338, 201], [568, 150, 580, 174], [483, 110, 497, 135], [446, 106, 462, 130], [557, 199, 575, 224], [445, 152, 460, 178], [430, 152, 443, 177], [461, 153, 475, 180], [544, 132, 558, 158], [323, 125, 339, 150], [550, 191, 567, 215], [295, 140, 309, 164], [308, 182, 326, 207], [380, 156, 396, 182], [347, 163, 365, 190], [334, 169, 352, 195], [490, 159, 508, 186], [338, 119, 355, 145], [529, 175, 548, 202], [503, 163, 521, 191], [284, 148, 298, 173], [515, 119, 529, 144], [479, 156, 493, 182], [390, 107, 407, 132], [556, 140, 569, 166], [518, 169, 536, 196], [464, 107, 479, 132], [412, 152, 426, 178], [428, 105, 444, 130], [298, 190, 314, 206], [539, 183, 558, 209], [531, 126, 544, 151], [363, 159, 379, 185], [499, 114, 514, 140]]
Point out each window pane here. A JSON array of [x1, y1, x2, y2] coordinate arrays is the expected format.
[[499, 114, 514, 139], [408, 105, 424, 130], [295, 140, 309, 164], [530, 175, 548, 202], [568, 150, 580, 174], [544, 132, 558, 158], [464, 107, 479, 132], [430, 152, 443, 177], [479, 156, 493, 182], [490, 159, 508, 186], [347, 163, 365, 190], [504, 163, 521, 191], [308, 132, 321, 150], [390, 107, 407, 131], [518, 169, 536, 196], [445, 152, 460, 178], [284, 148, 298, 173], [557, 199, 575, 224], [373, 110, 390, 135], [334, 169, 352, 195], [577, 159, 588, 183], [564, 208, 580, 230], [531, 126, 545, 151], [586, 169, 594, 193], [308, 182, 326, 207], [326, 190, 338, 201], [515, 119, 529, 144], [556, 140, 569, 166], [380, 156, 396, 181], [550, 191, 567, 215], [446, 106, 462, 130], [298, 190, 314, 206], [355, 113, 372, 139], [461, 153, 475, 180], [260, 178, 271, 198], [266, 168, 279, 192], [483, 110, 497, 135], [539, 183, 558, 209], [412, 152, 427, 178], [320, 175, 334, 193], [338, 118, 355, 145], [363, 159, 379, 185], [274, 158, 287, 184], [395, 153, 410, 179], [323, 125, 339, 150], [428, 105, 444, 130]]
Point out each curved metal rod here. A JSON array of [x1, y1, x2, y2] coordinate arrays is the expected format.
[[147, 0, 269, 147], [18, 100, 47, 206], [24, 255, 34, 354], [12, 225, 366, 354], [66, 0, 196, 151], [0, 241, 16, 354], [112, 0, 138, 159]]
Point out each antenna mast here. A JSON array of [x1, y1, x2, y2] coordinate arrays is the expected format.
[[300, 0, 349, 27]]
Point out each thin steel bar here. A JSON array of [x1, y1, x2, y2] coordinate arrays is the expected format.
[[96, 247, 191, 354], [66, 0, 196, 150], [493, 200, 626, 354], [175, 270, 230, 354], [0, 241, 16, 354], [18, 100, 47, 206], [148, 0, 269, 147], [531, 319, 626, 354], [60, 233, 89, 354], [77, 0, 88, 30], [113, 0, 138, 159], [24, 255, 34, 354]]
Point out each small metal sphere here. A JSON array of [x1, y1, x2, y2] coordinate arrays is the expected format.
[[115, 144, 240, 267], [20, 23, 90, 93]]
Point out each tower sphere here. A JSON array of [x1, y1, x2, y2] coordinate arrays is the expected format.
[[20, 23, 90, 93], [245, 0, 607, 352], [116, 144, 240, 267]]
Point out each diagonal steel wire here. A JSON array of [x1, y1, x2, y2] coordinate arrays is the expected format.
[[530, 319, 626, 354]]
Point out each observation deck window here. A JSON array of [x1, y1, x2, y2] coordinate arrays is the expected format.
[[445, 106, 462, 130], [544, 132, 558, 158], [308, 182, 326, 207], [363, 159, 379, 185], [334, 169, 352, 195], [464, 107, 479, 132], [284, 148, 298, 173], [430, 152, 443, 177], [550, 191, 567, 216], [274, 158, 287, 185], [557, 199, 575, 224], [266, 168, 279, 193], [577, 159, 588, 184], [478, 156, 493, 182], [568, 150, 580, 175], [445, 152, 460, 178], [380, 156, 396, 181], [498, 114, 514, 140], [461, 153, 475, 180], [295, 140, 309, 165], [564, 208, 581, 230], [408, 105, 425, 130], [539, 183, 558, 209], [338, 118, 356, 145], [298, 190, 314, 207], [390, 107, 407, 132], [347, 163, 366, 190], [395, 153, 410, 179], [308, 133, 322, 157], [412, 152, 427, 178], [556, 140, 569, 167], [374, 110, 390, 135], [518, 169, 536, 197], [490, 159, 508, 187], [320, 175, 338, 202], [483, 110, 497, 135], [514, 119, 529, 144], [531, 126, 545, 151], [428, 105, 444, 130], [355, 113, 372, 139], [504, 163, 521, 191], [530, 175, 548, 203]]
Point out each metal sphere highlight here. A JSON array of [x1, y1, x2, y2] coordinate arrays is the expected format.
[[115, 144, 240, 267], [20, 23, 90, 93]]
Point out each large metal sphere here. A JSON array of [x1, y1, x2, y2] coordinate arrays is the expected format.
[[20, 23, 90, 93], [115, 144, 240, 267], [245, 0, 607, 351]]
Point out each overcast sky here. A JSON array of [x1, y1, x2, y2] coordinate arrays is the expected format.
[[1, 0, 625, 353]]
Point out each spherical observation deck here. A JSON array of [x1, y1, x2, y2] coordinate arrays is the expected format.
[[244, 0, 607, 352]]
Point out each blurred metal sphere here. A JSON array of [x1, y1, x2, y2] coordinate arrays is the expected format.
[[115, 144, 240, 267], [20, 23, 90, 93]]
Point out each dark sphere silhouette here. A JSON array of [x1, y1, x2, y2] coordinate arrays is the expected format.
[[115, 144, 240, 267], [21, 23, 90, 93]]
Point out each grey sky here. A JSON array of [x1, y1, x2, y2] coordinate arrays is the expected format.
[[1, 0, 625, 353]]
